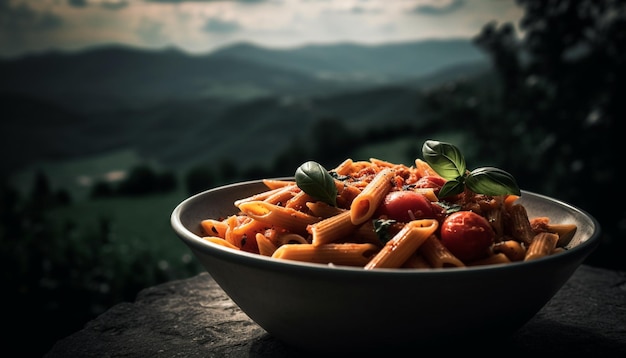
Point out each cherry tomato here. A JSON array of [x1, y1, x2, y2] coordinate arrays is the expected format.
[[415, 175, 446, 195], [440, 211, 495, 262], [377, 191, 435, 222]]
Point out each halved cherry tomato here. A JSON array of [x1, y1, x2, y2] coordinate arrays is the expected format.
[[415, 175, 446, 195], [377, 191, 435, 222], [440, 211, 495, 262]]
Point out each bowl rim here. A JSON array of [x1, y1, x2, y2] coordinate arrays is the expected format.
[[171, 178, 601, 276]]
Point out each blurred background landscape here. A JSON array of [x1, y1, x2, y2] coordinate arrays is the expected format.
[[1, 0, 623, 356]]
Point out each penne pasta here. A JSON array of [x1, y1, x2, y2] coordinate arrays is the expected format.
[[492, 239, 526, 262], [413, 187, 438, 202], [306, 201, 345, 218], [224, 215, 264, 251], [524, 232, 559, 261], [336, 183, 362, 208], [234, 184, 296, 206], [271, 243, 379, 266], [484, 207, 504, 239], [418, 235, 465, 268], [309, 210, 359, 246], [401, 253, 432, 269], [201, 219, 229, 238], [255, 232, 279, 256], [414, 158, 440, 177], [237, 201, 321, 235], [365, 219, 438, 269], [547, 223, 577, 247], [352, 220, 387, 246], [350, 168, 395, 225], [508, 204, 535, 245], [262, 179, 296, 189], [332, 158, 355, 175], [199, 156, 576, 269], [469, 253, 511, 266], [203, 236, 241, 250], [285, 190, 316, 211], [263, 185, 299, 205]]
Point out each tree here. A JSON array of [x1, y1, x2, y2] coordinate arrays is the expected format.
[[29, 170, 54, 211], [117, 165, 159, 196], [185, 166, 215, 195], [473, 0, 624, 269]]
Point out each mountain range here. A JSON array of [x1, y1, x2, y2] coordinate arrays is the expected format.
[[1, 38, 492, 180]]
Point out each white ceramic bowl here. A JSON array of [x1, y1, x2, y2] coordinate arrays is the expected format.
[[171, 178, 600, 354]]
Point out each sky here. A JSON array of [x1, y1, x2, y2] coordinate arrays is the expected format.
[[0, 0, 524, 59]]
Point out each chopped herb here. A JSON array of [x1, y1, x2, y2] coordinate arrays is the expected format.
[[373, 218, 397, 244], [329, 171, 350, 181], [434, 201, 462, 215]]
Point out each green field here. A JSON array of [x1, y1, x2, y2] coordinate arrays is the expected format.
[[11, 149, 153, 200], [47, 189, 201, 278]]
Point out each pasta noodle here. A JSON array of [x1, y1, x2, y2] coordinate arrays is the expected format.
[[524, 232, 559, 261], [203, 236, 240, 250], [198, 157, 576, 269], [364, 219, 438, 269], [237, 201, 321, 235], [350, 168, 395, 225], [309, 210, 359, 246], [401, 253, 432, 269], [492, 240, 526, 262], [418, 235, 465, 268], [272, 243, 379, 266]]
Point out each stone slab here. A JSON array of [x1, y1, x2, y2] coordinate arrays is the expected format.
[[45, 265, 626, 357]]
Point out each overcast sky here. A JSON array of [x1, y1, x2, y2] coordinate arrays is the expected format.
[[0, 0, 524, 59]]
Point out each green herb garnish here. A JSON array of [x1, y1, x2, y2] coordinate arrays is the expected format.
[[373, 218, 396, 243], [295, 161, 338, 207], [422, 140, 521, 198]]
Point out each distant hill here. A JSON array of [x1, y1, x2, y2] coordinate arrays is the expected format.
[[0, 83, 463, 176], [211, 39, 487, 82], [0, 46, 344, 111], [0, 39, 488, 111], [1, 39, 493, 180]]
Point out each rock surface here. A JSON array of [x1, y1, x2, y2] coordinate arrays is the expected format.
[[46, 265, 626, 357]]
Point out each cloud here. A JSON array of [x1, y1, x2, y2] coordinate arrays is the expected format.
[[0, 0, 63, 32], [136, 17, 168, 45], [68, 0, 88, 7], [0, 0, 524, 59], [413, 0, 466, 16], [202, 17, 241, 33], [144, 0, 265, 3], [65, 0, 130, 10], [100, 1, 130, 10]]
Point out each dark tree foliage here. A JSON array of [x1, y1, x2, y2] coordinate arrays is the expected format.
[[270, 137, 312, 178], [113, 165, 178, 196], [311, 117, 355, 168], [91, 180, 115, 198], [471, 0, 624, 269], [117, 165, 159, 195], [157, 170, 178, 192], [55, 188, 72, 205], [29, 169, 54, 211], [217, 158, 239, 183], [1, 172, 195, 356], [185, 165, 215, 195]]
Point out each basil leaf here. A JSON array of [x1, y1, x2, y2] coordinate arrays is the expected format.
[[295, 161, 338, 207], [422, 140, 466, 180], [438, 179, 465, 198], [465, 167, 521, 196]]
